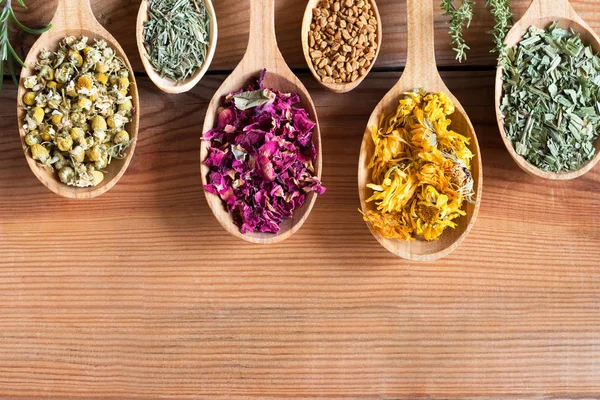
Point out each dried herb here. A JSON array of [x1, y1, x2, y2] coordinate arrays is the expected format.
[[143, 0, 210, 83], [203, 72, 325, 234], [501, 22, 600, 172], [0, 0, 51, 94], [362, 89, 474, 241], [20, 36, 135, 187], [441, 0, 474, 63]]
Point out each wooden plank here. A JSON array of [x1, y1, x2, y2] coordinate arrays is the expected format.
[[1, 71, 599, 398], [8, 0, 600, 72]]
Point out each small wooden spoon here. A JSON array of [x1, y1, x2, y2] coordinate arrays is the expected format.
[[200, 0, 323, 244], [495, 0, 600, 180], [136, 0, 218, 94], [357, 0, 482, 262], [16, 0, 140, 199], [301, 0, 382, 93]]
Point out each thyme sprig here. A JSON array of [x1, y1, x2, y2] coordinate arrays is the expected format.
[[486, 0, 513, 59], [441, 0, 475, 63], [0, 0, 51, 94]]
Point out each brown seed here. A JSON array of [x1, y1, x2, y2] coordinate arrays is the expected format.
[[309, 35, 316, 48], [318, 58, 327, 68], [311, 50, 323, 59], [333, 1, 340, 12], [323, 76, 335, 84], [359, 67, 367, 76], [325, 65, 333, 76]]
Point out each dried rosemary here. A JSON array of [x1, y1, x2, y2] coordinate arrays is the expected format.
[[501, 22, 600, 172], [143, 0, 210, 83]]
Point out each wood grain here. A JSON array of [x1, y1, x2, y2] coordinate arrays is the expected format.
[[7, 0, 600, 72], [2, 0, 600, 398], [1, 70, 600, 398]]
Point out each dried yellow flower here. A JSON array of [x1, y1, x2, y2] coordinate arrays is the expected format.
[[362, 89, 474, 241]]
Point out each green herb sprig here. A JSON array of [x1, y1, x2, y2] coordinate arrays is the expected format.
[[485, 0, 513, 58], [0, 0, 51, 94], [441, 0, 475, 63]]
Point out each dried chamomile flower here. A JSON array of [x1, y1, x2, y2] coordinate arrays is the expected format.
[[20, 36, 135, 188]]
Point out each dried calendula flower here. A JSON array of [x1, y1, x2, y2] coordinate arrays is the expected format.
[[20, 36, 135, 188], [361, 89, 475, 241]]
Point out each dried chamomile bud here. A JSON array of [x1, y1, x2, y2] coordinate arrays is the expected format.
[[69, 127, 85, 142], [95, 62, 109, 73], [107, 114, 127, 129], [31, 144, 50, 162], [113, 130, 129, 144], [52, 151, 67, 170], [91, 170, 104, 186], [70, 145, 85, 163], [95, 72, 108, 85], [77, 97, 93, 111], [38, 65, 54, 81], [76, 75, 93, 92], [56, 132, 73, 151], [58, 166, 75, 184], [39, 49, 51, 60], [25, 133, 40, 146], [31, 107, 44, 123], [23, 92, 36, 106], [91, 115, 107, 132], [87, 145, 103, 162], [68, 50, 83, 67], [24, 76, 38, 89], [56, 64, 73, 83], [51, 112, 63, 126], [118, 99, 133, 113]]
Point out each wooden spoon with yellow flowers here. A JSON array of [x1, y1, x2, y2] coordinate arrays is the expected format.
[[17, 0, 139, 199], [357, 0, 482, 262]]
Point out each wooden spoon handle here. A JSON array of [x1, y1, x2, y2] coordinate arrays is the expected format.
[[244, 0, 280, 63], [51, 0, 98, 30], [526, 0, 575, 19], [404, 0, 438, 84]]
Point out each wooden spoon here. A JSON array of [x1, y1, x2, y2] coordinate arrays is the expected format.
[[495, 0, 600, 180], [357, 0, 482, 262], [136, 0, 218, 94], [200, 0, 323, 244], [300, 0, 382, 93], [16, 0, 140, 199]]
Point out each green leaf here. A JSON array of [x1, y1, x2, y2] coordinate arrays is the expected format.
[[233, 89, 275, 111]]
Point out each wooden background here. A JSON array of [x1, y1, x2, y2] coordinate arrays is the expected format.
[[1, 0, 599, 398]]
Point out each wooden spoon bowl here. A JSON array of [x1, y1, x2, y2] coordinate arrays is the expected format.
[[136, 0, 218, 94], [301, 0, 382, 93], [200, 0, 323, 244], [494, 0, 600, 180], [358, 0, 482, 262], [16, 0, 139, 199]]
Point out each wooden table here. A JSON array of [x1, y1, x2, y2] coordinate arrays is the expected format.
[[1, 0, 599, 398]]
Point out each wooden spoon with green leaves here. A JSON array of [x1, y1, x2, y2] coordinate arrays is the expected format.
[[495, 0, 600, 180]]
